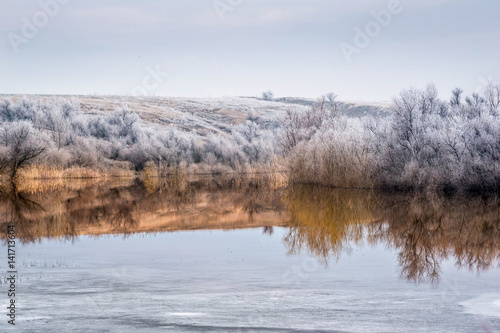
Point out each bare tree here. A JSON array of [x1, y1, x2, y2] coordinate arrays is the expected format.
[[46, 109, 69, 150], [262, 90, 274, 101], [326, 92, 339, 117], [3, 122, 47, 178], [450, 87, 463, 108], [484, 83, 500, 110]]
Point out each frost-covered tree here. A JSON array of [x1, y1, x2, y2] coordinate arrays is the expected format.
[[280, 93, 339, 153], [2, 87, 499, 194], [371, 84, 500, 192], [262, 91, 274, 101], [0, 122, 49, 178]]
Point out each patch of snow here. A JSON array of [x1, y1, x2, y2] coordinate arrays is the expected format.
[[460, 294, 500, 318]]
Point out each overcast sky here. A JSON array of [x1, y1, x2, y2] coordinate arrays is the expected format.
[[1, 0, 499, 101]]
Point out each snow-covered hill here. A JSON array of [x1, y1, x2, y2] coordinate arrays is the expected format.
[[0, 95, 389, 136]]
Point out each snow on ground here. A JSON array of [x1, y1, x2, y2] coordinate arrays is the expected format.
[[460, 294, 500, 318], [0, 228, 499, 332], [0, 95, 389, 136]]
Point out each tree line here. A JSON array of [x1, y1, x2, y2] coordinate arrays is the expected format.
[[2, 83, 500, 194], [0, 98, 277, 178]]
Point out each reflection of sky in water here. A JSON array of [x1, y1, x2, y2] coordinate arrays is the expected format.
[[2, 228, 499, 332], [1, 178, 500, 331]]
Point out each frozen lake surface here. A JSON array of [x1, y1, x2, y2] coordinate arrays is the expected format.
[[1, 228, 499, 332], [0, 178, 499, 332]]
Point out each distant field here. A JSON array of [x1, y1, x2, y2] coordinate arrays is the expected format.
[[0, 95, 390, 136]]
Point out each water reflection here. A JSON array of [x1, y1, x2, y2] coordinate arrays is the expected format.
[[1, 177, 499, 283], [284, 186, 500, 284], [283, 186, 376, 262], [0, 174, 286, 243], [369, 193, 500, 284]]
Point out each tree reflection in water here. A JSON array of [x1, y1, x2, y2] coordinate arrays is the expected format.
[[283, 186, 376, 263], [0, 178, 499, 284], [369, 193, 500, 284], [0, 174, 286, 243], [284, 185, 500, 284]]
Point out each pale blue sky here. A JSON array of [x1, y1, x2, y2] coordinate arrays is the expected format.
[[0, 0, 499, 101]]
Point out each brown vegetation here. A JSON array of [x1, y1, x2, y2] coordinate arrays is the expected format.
[[0, 174, 288, 243], [2, 175, 498, 284]]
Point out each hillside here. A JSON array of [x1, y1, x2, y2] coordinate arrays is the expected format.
[[0, 95, 390, 136]]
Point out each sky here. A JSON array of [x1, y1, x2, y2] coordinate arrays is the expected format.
[[0, 0, 499, 102]]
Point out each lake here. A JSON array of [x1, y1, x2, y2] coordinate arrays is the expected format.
[[0, 175, 499, 332]]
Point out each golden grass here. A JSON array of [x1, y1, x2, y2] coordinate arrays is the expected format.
[[288, 136, 374, 189], [17, 164, 135, 180], [14, 177, 136, 194], [12, 164, 135, 193], [140, 160, 288, 192]]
